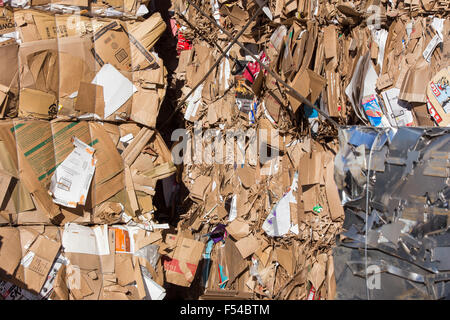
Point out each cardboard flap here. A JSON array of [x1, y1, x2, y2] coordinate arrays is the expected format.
[[75, 82, 105, 117]]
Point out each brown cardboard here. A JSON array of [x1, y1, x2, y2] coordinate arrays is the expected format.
[[19, 43, 59, 95], [326, 69, 341, 117], [399, 59, 431, 103], [299, 151, 322, 186], [288, 68, 325, 113], [0, 8, 15, 36], [0, 169, 13, 207], [163, 236, 205, 287], [224, 238, 248, 284], [115, 253, 135, 286], [0, 43, 19, 88], [235, 234, 259, 259], [92, 14, 165, 72], [323, 25, 337, 60], [126, 13, 167, 62], [18, 226, 41, 257], [0, 84, 9, 118], [75, 82, 105, 117], [327, 255, 336, 300], [376, 73, 393, 91], [100, 229, 115, 274], [190, 175, 212, 201], [130, 66, 166, 128], [122, 127, 154, 167], [0, 227, 22, 277], [283, 0, 298, 15], [89, 122, 125, 206], [3, 120, 127, 221], [324, 156, 344, 221], [20, 234, 60, 293], [57, 35, 98, 101], [226, 219, 250, 240], [50, 264, 69, 300], [412, 103, 434, 126], [237, 166, 256, 189], [275, 248, 294, 276], [18, 88, 57, 119], [308, 259, 326, 291]]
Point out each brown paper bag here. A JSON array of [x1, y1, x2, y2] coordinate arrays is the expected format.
[[163, 237, 205, 287]]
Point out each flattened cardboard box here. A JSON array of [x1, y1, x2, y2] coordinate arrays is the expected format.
[[17, 234, 60, 294], [92, 13, 165, 72], [427, 66, 450, 127], [13, 12, 167, 122]]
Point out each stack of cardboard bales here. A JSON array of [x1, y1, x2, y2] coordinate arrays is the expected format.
[[167, 0, 449, 300], [0, 3, 181, 300]]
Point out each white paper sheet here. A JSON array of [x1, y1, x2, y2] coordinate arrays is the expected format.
[[263, 172, 298, 237], [49, 137, 96, 208], [228, 194, 238, 222], [381, 88, 414, 126], [93, 225, 110, 256], [184, 84, 203, 122], [62, 223, 110, 256], [91, 64, 137, 118], [372, 29, 388, 73], [142, 272, 166, 300]]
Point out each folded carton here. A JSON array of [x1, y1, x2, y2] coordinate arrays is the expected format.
[[427, 66, 450, 126], [92, 13, 165, 72]]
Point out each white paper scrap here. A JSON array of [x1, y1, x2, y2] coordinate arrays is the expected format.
[[381, 88, 414, 127], [62, 223, 98, 255], [184, 84, 204, 122], [49, 137, 96, 208], [423, 33, 442, 63], [20, 251, 35, 268], [263, 172, 298, 237], [91, 64, 137, 118], [93, 225, 111, 256], [62, 223, 110, 256], [143, 272, 166, 300], [228, 194, 238, 222]]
